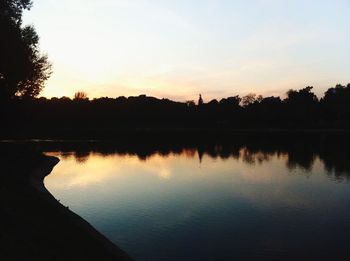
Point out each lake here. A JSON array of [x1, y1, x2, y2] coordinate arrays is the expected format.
[[43, 135, 350, 260]]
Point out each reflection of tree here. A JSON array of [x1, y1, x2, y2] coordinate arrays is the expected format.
[[239, 148, 273, 165], [59, 152, 72, 160], [255, 151, 271, 164], [241, 148, 256, 165], [37, 132, 350, 180], [287, 153, 315, 171], [318, 142, 350, 181], [74, 151, 90, 164], [183, 149, 196, 158], [197, 148, 204, 163]]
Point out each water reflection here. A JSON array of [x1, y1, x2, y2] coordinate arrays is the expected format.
[[42, 135, 350, 260], [41, 135, 350, 182]]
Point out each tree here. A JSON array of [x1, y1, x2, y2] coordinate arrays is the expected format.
[[186, 100, 196, 107], [219, 96, 241, 107], [323, 84, 350, 105], [0, 0, 51, 100], [321, 84, 350, 126], [241, 93, 256, 107], [74, 91, 88, 100], [286, 86, 318, 105], [284, 87, 319, 126]]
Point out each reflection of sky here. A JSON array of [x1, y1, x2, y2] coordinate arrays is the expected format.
[[45, 150, 349, 210], [44, 150, 350, 260], [24, 0, 350, 100]]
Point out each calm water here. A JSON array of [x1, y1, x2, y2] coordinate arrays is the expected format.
[[44, 141, 350, 260]]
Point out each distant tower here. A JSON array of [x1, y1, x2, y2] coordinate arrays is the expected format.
[[198, 94, 203, 106]]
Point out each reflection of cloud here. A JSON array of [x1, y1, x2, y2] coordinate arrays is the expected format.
[[46, 148, 320, 187], [45, 148, 339, 215], [46, 153, 177, 189], [46, 154, 120, 187], [46, 149, 296, 189], [158, 168, 172, 179]]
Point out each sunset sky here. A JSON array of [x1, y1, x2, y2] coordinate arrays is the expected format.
[[24, 0, 350, 101]]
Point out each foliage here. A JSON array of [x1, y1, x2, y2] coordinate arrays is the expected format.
[[3, 85, 350, 133], [0, 0, 51, 99], [74, 91, 88, 100], [241, 93, 257, 107]]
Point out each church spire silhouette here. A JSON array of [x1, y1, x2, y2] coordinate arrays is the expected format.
[[198, 94, 203, 106]]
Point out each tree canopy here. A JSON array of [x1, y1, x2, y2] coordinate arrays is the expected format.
[[1, 84, 349, 135], [0, 0, 51, 100]]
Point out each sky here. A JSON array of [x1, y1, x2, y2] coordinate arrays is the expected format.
[[24, 0, 350, 101]]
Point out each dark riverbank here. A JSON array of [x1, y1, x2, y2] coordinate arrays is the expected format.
[[0, 145, 131, 261]]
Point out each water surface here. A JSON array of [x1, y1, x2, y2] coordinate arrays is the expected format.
[[44, 140, 350, 260]]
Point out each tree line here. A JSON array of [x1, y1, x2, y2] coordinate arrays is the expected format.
[[1, 84, 350, 136]]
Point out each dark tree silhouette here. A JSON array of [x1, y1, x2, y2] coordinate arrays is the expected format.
[[74, 91, 88, 100], [321, 84, 350, 126], [0, 0, 51, 100], [283, 86, 319, 126], [1, 84, 350, 138], [286, 86, 318, 105], [186, 100, 196, 107], [219, 96, 241, 107], [241, 93, 257, 107]]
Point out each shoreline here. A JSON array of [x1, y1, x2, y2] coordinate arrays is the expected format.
[[30, 154, 132, 260], [31, 155, 132, 260], [1, 151, 132, 261]]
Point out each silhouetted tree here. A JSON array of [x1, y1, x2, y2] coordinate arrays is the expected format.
[[286, 86, 318, 105], [321, 84, 350, 126], [219, 96, 241, 107], [208, 99, 219, 106], [0, 0, 51, 100], [241, 93, 256, 107], [0, 0, 32, 23], [284, 87, 319, 126], [74, 91, 88, 100], [1, 84, 350, 135], [186, 100, 196, 107], [256, 95, 263, 103]]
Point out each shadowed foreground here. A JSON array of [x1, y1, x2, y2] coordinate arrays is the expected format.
[[0, 145, 131, 261]]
